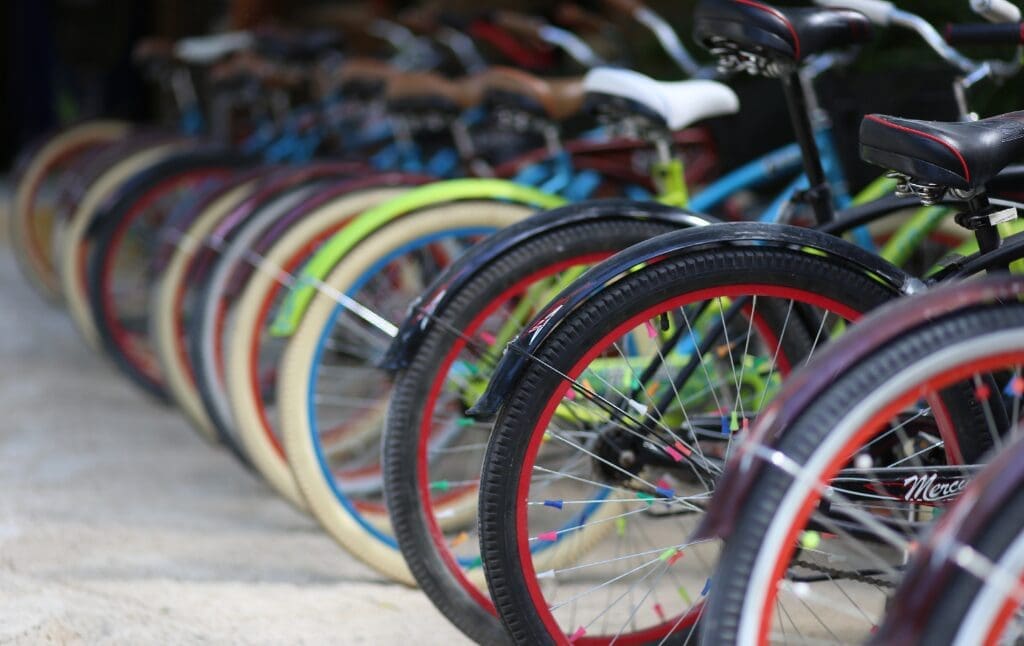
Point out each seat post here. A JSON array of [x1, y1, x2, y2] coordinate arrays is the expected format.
[[779, 70, 834, 224]]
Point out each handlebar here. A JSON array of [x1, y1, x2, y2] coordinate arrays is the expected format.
[[945, 22, 1024, 45], [814, 0, 1021, 81], [971, 0, 1022, 23]]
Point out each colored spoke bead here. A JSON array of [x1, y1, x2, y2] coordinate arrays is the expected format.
[[975, 382, 991, 400], [569, 627, 586, 643], [543, 499, 564, 510], [615, 517, 627, 537], [663, 444, 684, 462], [655, 485, 675, 499], [450, 531, 469, 548], [678, 586, 692, 604], [1005, 375, 1024, 396], [537, 530, 559, 542], [701, 577, 712, 596], [800, 530, 821, 550], [674, 441, 692, 457], [429, 480, 450, 492]]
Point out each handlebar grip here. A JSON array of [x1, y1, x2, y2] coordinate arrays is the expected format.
[[814, 0, 895, 26], [945, 21, 1024, 44], [971, 0, 1022, 23]]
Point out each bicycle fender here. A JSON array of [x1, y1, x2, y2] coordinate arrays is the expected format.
[[269, 179, 566, 337], [695, 274, 1024, 543], [872, 432, 1024, 643], [466, 221, 920, 423], [380, 199, 717, 372]]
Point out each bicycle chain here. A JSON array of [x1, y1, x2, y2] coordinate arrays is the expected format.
[[792, 558, 896, 589]]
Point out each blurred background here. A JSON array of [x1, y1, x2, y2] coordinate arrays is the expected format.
[[2, 0, 1017, 188]]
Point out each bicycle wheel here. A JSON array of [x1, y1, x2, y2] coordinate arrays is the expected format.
[[477, 243, 900, 645], [9, 120, 130, 301], [703, 299, 1024, 645], [59, 140, 188, 350], [189, 172, 428, 459], [277, 200, 536, 584], [896, 454, 1024, 645], [223, 185, 411, 506], [86, 150, 249, 399], [151, 175, 263, 439], [384, 216, 687, 644]]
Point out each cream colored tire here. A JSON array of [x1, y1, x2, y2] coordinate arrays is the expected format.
[[277, 201, 535, 584], [226, 187, 410, 509], [151, 180, 259, 441], [11, 120, 130, 302], [58, 142, 185, 350]]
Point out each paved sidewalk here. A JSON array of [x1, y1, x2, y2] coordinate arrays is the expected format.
[[0, 202, 467, 644]]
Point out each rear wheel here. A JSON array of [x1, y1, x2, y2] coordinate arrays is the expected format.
[[478, 244, 899, 644]]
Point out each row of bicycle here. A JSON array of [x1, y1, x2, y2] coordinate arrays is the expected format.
[[11, 0, 1024, 643]]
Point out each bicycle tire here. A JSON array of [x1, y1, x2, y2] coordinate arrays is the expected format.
[[704, 303, 1024, 645], [384, 216, 684, 644], [277, 200, 536, 584], [478, 245, 901, 644]]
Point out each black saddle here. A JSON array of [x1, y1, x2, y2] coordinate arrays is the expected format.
[[693, 0, 871, 64], [860, 111, 1024, 191]]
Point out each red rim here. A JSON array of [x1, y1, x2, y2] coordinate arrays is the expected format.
[[417, 253, 611, 614], [247, 223, 353, 457], [985, 571, 1024, 646], [754, 349, 1024, 645], [98, 169, 230, 386], [511, 285, 865, 644]]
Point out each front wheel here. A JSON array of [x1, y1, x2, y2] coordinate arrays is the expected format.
[[478, 243, 900, 645]]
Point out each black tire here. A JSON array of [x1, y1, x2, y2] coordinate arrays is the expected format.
[[704, 303, 1024, 645], [85, 150, 250, 400], [384, 217, 685, 645], [478, 244, 901, 645]]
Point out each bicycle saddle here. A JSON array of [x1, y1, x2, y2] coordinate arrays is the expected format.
[[479, 67, 585, 121], [693, 0, 871, 64], [860, 111, 1024, 191], [582, 68, 739, 131]]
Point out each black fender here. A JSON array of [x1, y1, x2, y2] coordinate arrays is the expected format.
[[379, 198, 717, 371], [466, 221, 922, 420]]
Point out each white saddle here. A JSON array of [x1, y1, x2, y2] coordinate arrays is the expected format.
[[175, 32, 255, 66], [583, 68, 740, 131]]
